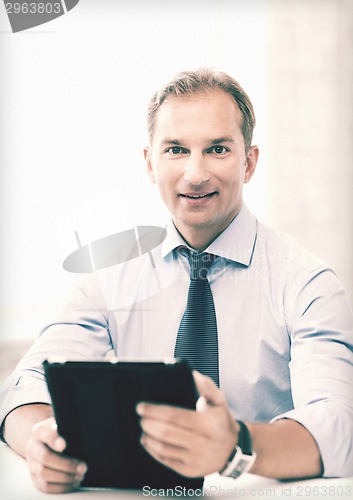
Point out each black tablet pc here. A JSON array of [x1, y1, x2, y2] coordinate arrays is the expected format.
[[43, 359, 203, 491]]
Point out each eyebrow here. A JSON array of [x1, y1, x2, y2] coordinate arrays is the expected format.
[[160, 139, 183, 146], [210, 137, 235, 145], [160, 137, 235, 147]]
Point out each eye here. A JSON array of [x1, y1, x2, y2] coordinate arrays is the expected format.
[[210, 145, 229, 155], [166, 146, 187, 155]]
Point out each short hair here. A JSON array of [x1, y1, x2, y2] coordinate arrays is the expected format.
[[147, 68, 256, 152]]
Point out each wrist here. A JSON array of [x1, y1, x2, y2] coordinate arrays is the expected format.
[[220, 420, 256, 479]]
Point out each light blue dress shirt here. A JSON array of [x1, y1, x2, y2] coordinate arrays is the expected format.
[[1, 205, 353, 477]]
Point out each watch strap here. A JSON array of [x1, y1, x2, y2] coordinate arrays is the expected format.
[[220, 420, 256, 479], [237, 420, 252, 455]]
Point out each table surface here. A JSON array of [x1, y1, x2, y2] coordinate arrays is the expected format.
[[1, 444, 352, 500]]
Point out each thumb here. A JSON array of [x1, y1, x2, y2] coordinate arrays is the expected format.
[[193, 371, 225, 408]]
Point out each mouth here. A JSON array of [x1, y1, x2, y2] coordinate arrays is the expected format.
[[180, 192, 217, 200]]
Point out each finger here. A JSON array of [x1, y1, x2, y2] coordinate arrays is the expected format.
[[155, 457, 194, 478], [136, 403, 199, 430], [140, 435, 198, 478], [193, 371, 225, 407], [140, 443, 185, 476], [31, 459, 86, 485], [27, 440, 87, 476], [32, 476, 82, 494], [140, 417, 193, 448], [31, 418, 66, 453], [141, 433, 185, 463]]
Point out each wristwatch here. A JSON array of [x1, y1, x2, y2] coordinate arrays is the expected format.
[[220, 420, 257, 479]]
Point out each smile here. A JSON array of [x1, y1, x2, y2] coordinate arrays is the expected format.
[[180, 192, 216, 199]]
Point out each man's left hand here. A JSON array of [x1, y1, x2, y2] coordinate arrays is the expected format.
[[136, 371, 239, 478]]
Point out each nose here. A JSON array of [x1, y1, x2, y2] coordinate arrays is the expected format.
[[183, 153, 209, 186]]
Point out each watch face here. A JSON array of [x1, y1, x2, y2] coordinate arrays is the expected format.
[[230, 456, 252, 478], [230, 469, 242, 479], [224, 451, 257, 479]]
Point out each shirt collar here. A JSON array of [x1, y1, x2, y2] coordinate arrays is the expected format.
[[161, 204, 257, 267]]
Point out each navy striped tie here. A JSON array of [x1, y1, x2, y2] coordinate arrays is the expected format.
[[174, 249, 219, 386]]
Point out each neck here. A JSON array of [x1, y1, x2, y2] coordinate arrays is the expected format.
[[173, 223, 225, 252], [173, 209, 242, 251]]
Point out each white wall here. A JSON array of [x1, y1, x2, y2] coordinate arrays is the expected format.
[[266, 0, 353, 301], [0, 0, 351, 341]]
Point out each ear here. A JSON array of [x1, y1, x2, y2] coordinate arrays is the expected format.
[[144, 146, 156, 184], [244, 145, 259, 183]]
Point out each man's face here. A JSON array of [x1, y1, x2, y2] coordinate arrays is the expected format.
[[145, 90, 258, 248]]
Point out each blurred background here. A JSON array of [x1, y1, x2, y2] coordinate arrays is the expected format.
[[0, 0, 352, 372]]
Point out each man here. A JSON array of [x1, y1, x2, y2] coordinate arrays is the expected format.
[[1, 69, 353, 493]]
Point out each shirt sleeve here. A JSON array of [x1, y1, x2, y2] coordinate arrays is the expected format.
[[0, 273, 113, 438], [271, 266, 353, 477]]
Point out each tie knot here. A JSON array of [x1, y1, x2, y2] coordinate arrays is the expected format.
[[179, 248, 214, 280]]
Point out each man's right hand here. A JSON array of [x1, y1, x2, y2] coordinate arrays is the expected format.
[[3, 404, 87, 494], [25, 417, 87, 493]]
